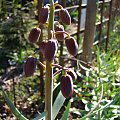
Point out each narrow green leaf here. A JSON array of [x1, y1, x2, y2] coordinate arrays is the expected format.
[[61, 102, 71, 120], [32, 111, 47, 120], [1, 88, 28, 120], [80, 94, 118, 120], [53, 82, 60, 91], [52, 91, 65, 120]]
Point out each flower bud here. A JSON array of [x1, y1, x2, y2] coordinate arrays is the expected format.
[[24, 57, 37, 77], [67, 69, 77, 80], [39, 6, 49, 24], [39, 41, 47, 54], [65, 37, 78, 56], [28, 28, 41, 43], [59, 8, 71, 25], [60, 74, 73, 98], [55, 25, 65, 41], [44, 39, 58, 62]]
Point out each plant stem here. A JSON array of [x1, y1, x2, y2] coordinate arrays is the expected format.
[[48, 0, 54, 39], [45, 0, 54, 120], [45, 62, 53, 120]]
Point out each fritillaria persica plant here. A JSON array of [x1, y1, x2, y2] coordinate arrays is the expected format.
[[24, 1, 78, 120], [2, 1, 78, 120]]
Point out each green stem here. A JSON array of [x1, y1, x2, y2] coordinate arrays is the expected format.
[[45, 0, 54, 120], [45, 62, 53, 120], [48, 0, 54, 39]]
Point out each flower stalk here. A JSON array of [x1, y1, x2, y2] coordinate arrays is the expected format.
[[45, 0, 54, 120]]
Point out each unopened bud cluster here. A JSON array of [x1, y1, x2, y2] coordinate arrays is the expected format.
[[24, 3, 78, 98]]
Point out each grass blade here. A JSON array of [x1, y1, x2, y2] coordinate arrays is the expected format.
[[61, 101, 71, 120]]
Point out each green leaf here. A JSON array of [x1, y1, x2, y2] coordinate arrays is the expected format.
[[52, 91, 65, 120], [80, 94, 118, 120], [61, 101, 71, 120], [32, 111, 47, 120], [1, 88, 28, 120], [53, 82, 60, 91]]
